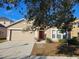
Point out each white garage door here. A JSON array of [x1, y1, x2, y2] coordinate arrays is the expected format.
[[11, 30, 36, 42]]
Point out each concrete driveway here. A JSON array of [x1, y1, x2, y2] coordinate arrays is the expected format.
[[0, 41, 34, 59]]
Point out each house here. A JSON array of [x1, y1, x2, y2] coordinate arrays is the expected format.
[[0, 17, 13, 26], [71, 19, 79, 38], [0, 17, 14, 39], [7, 18, 64, 42]]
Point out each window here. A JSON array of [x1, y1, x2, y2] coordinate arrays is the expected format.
[[52, 34, 55, 38], [52, 30, 55, 38], [57, 34, 61, 39], [52, 30, 62, 39], [57, 30, 62, 39]]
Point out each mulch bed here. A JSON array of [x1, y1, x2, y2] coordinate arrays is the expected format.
[[31, 43, 60, 56], [31, 43, 79, 56]]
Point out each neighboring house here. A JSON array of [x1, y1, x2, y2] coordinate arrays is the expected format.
[[0, 24, 7, 38], [0, 17, 13, 26], [0, 17, 14, 39], [71, 19, 79, 38], [7, 18, 64, 42]]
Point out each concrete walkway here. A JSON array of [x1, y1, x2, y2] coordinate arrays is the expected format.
[[0, 41, 34, 59], [26, 56, 79, 59]]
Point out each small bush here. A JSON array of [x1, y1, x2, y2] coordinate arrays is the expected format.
[[46, 38, 52, 43], [59, 39, 67, 45], [68, 37, 79, 45]]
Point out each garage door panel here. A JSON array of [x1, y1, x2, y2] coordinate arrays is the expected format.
[[11, 30, 35, 42]]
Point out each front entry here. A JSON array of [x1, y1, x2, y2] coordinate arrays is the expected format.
[[39, 31, 44, 40]]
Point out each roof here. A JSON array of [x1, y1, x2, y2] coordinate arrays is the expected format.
[[7, 18, 26, 28], [0, 24, 6, 28], [73, 19, 79, 22], [0, 17, 14, 22]]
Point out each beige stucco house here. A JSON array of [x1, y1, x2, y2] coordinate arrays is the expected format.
[[0, 17, 13, 39], [71, 19, 79, 38], [7, 18, 64, 42]]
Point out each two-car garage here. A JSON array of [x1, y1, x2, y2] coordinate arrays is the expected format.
[[7, 19, 36, 43]]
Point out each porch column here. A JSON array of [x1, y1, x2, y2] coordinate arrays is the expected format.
[[35, 30, 39, 40], [7, 29, 12, 41]]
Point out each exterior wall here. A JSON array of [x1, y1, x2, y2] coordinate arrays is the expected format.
[[35, 30, 39, 39], [45, 27, 64, 42], [71, 25, 79, 38], [0, 19, 13, 39], [71, 19, 79, 38], [7, 29, 11, 40], [7, 19, 64, 42], [9, 20, 32, 29], [7, 20, 36, 42], [45, 28, 52, 39], [0, 27, 7, 38]]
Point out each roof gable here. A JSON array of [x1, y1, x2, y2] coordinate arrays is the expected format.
[[0, 17, 14, 22], [0, 24, 6, 28], [7, 18, 27, 28]]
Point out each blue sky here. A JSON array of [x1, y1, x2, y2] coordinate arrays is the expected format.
[[73, 4, 79, 18], [0, 1, 79, 22], [0, 0, 27, 21]]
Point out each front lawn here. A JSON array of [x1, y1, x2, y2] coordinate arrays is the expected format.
[[31, 43, 79, 56], [31, 43, 59, 56]]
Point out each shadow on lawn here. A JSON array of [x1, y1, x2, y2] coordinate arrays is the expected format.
[[56, 44, 79, 56], [57, 37, 79, 56]]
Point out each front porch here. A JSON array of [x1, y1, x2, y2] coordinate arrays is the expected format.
[[35, 28, 64, 42]]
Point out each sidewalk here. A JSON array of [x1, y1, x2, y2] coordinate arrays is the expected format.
[[22, 56, 79, 59]]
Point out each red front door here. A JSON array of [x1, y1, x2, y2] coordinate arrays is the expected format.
[[39, 31, 44, 40]]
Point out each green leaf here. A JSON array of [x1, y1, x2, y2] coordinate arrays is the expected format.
[[32, 0, 38, 3], [6, 6, 11, 10], [8, 0, 15, 3], [0, 3, 3, 7]]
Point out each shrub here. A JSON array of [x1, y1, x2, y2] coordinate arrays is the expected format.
[[68, 37, 79, 45], [59, 39, 67, 45], [46, 38, 52, 43]]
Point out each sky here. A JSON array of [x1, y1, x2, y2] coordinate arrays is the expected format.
[[0, 0, 27, 21], [73, 4, 79, 18], [0, 1, 79, 22]]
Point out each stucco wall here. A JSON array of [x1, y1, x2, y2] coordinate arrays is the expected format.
[[7, 20, 64, 42], [45, 27, 63, 42], [7, 20, 36, 42], [8, 20, 33, 29], [71, 19, 79, 38], [0, 27, 7, 38], [71, 28, 79, 38]]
